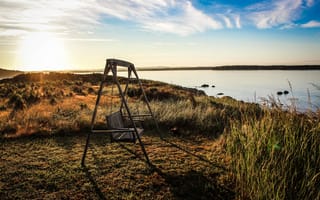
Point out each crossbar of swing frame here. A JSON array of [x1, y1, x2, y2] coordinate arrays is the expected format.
[[91, 129, 137, 133], [107, 58, 134, 68]]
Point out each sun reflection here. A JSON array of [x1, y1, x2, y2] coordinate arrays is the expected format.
[[17, 32, 69, 71]]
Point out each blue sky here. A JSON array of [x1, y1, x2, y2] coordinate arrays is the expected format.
[[0, 0, 320, 70]]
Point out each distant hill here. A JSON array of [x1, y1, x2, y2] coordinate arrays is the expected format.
[[137, 65, 320, 71], [0, 68, 23, 79], [212, 65, 320, 70]]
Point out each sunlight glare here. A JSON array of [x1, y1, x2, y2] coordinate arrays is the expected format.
[[17, 32, 69, 71]]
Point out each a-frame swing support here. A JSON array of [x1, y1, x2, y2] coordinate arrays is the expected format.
[[81, 59, 160, 167]]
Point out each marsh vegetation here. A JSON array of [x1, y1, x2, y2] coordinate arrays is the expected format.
[[0, 73, 319, 199]]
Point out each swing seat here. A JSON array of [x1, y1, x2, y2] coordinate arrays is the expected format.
[[107, 111, 143, 142]]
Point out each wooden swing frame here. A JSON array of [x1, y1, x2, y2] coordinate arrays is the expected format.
[[81, 59, 159, 166]]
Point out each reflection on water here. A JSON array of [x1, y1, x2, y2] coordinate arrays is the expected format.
[[120, 70, 320, 112]]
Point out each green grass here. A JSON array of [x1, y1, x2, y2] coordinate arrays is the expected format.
[[0, 133, 232, 200], [226, 108, 320, 199]]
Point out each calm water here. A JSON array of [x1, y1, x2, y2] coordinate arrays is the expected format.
[[125, 70, 320, 112]]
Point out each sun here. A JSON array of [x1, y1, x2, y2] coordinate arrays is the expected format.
[[17, 32, 69, 71]]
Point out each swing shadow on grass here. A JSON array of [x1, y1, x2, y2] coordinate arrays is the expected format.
[[160, 137, 226, 170], [121, 142, 234, 199], [81, 134, 234, 200], [82, 166, 107, 200]]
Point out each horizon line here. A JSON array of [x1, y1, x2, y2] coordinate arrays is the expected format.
[[2, 64, 320, 73]]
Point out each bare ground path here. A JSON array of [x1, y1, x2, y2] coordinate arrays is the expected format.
[[0, 133, 234, 200]]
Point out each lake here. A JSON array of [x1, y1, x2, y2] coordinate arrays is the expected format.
[[122, 70, 320, 112]]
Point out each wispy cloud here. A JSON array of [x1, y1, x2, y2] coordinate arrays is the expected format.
[[0, 0, 101, 36], [246, 0, 317, 29], [246, 0, 302, 29], [64, 38, 116, 42], [306, 0, 314, 7], [0, 0, 223, 37], [139, 1, 222, 36], [234, 15, 242, 29], [301, 20, 320, 28], [95, 1, 223, 36], [0, 0, 318, 38], [218, 14, 242, 29], [221, 16, 233, 28]]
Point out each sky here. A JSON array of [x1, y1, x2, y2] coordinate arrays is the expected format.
[[0, 0, 320, 71]]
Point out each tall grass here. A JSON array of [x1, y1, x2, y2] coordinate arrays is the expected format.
[[226, 108, 320, 199], [148, 96, 262, 137]]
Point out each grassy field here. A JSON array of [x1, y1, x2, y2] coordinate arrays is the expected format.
[[1, 133, 233, 200], [0, 72, 319, 199]]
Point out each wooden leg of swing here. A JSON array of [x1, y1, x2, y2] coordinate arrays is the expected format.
[[136, 134, 151, 166], [82, 79, 105, 167], [81, 131, 91, 167]]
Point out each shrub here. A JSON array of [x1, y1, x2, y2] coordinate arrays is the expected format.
[[8, 93, 26, 110], [145, 89, 180, 101], [87, 87, 95, 94], [72, 86, 87, 96], [0, 124, 17, 136], [25, 91, 41, 105], [79, 103, 87, 109], [0, 85, 14, 98], [50, 97, 57, 105], [75, 81, 83, 86], [127, 87, 142, 98], [62, 79, 72, 86], [0, 105, 6, 111]]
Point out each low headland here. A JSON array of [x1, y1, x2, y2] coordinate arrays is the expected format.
[[0, 72, 319, 199], [0, 68, 23, 79]]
